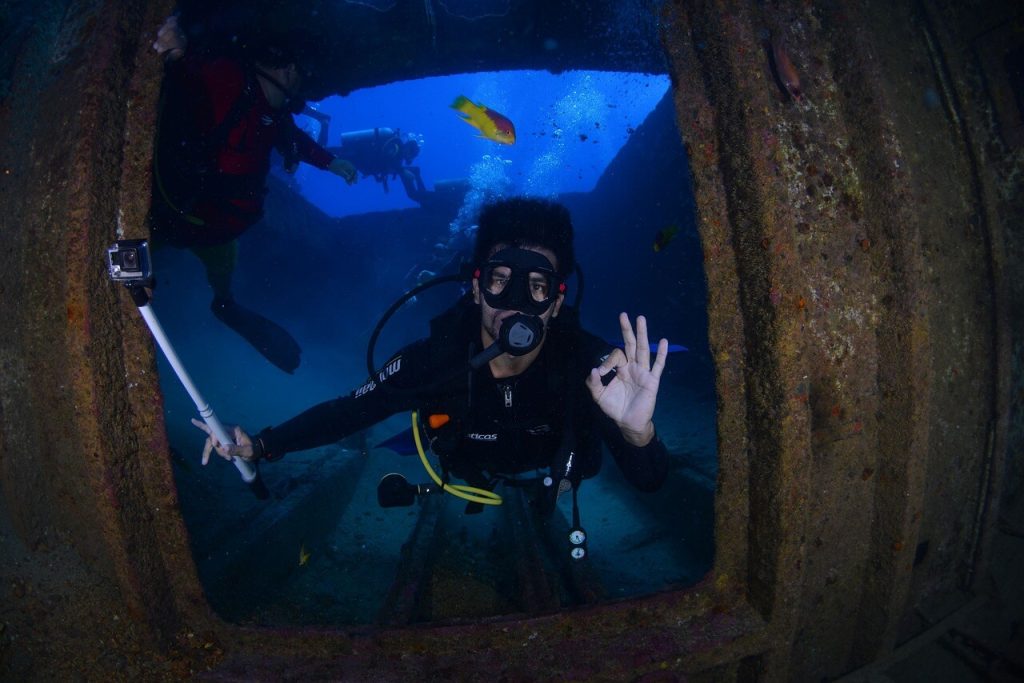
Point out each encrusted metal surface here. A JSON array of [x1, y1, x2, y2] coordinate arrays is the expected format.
[[0, 0, 1019, 680]]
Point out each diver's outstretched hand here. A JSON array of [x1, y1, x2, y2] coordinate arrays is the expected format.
[[329, 158, 358, 185], [586, 313, 668, 447], [191, 418, 256, 464], [153, 16, 187, 62]]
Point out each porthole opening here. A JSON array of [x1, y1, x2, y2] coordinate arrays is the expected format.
[[149, 1, 716, 627]]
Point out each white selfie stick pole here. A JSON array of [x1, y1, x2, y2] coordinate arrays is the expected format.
[[133, 295, 268, 499], [108, 238, 269, 499], [137, 306, 255, 479]]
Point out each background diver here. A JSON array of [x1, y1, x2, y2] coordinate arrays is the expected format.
[[150, 15, 358, 373], [328, 127, 428, 204], [194, 197, 670, 532]]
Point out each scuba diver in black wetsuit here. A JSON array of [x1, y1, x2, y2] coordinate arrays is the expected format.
[[194, 198, 670, 547], [327, 128, 427, 203]]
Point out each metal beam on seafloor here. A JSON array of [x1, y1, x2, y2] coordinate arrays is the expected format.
[[201, 449, 367, 618], [504, 489, 561, 614], [377, 494, 447, 626]]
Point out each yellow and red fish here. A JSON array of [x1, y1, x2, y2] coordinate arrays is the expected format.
[[771, 34, 803, 102], [450, 95, 516, 145]]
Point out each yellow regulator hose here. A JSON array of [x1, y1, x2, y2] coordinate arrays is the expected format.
[[411, 410, 502, 506]]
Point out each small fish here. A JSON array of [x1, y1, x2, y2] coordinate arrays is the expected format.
[[771, 34, 803, 101], [653, 224, 681, 252], [450, 95, 516, 145], [299, 543, 310, 567]]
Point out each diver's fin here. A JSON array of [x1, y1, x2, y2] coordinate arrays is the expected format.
[[212, 299, 301, 374], [608, 340, 688, 353]]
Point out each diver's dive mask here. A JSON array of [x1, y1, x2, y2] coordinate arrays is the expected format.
[[475, 247, 565, 317]]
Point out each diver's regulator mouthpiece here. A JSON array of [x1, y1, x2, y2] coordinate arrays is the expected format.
[[469, 313, 544, 369]]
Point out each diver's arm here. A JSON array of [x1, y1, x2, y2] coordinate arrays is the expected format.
[[596, 411, 669, 492], [398, 167, 427, 203], [253, 395, 383, 460], [291, 125, 337, 170], [192, 340, 433, 464], [192, 392, 395, 465], [252, 340, 433, 461], [280, 121, 356, 181]]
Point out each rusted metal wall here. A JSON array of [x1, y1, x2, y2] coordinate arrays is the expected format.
[[663, 0, 1018, 680], [0, 0, 1019, 680], [0, 0, 207, 650]]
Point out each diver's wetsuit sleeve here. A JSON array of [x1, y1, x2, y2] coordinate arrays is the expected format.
[[596, 412, 669, 492], [255, 340, 432, 460], [292, 125, 334, 170]]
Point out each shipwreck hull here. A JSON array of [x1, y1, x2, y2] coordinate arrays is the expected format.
[[0, 0, 1021, 679]]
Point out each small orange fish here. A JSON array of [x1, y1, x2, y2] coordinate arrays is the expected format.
[[653, 224, 681, 252], [451, 95, 516, 145], [299, 543, 310, 567], [771, 34, 803, 101]]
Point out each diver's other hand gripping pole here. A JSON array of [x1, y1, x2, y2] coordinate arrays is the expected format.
[[131, 288, 269, 499]]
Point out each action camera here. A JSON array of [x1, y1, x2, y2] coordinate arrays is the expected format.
[[106, 239, 153, 286]]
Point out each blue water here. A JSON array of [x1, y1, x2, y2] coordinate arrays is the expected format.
[[287, 70, 669, 216], [154, 68, 717, 626]]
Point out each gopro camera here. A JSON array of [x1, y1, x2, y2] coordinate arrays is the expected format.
[[107, 240, 153, 286]]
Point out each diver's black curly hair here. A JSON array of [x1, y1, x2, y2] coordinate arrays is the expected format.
[[472, 198, 575, 277]]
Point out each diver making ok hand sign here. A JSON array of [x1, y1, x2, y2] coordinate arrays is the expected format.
[[194, 198, 672, 541]]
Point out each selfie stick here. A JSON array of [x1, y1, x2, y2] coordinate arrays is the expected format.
[[126, 285, 269, 499]]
